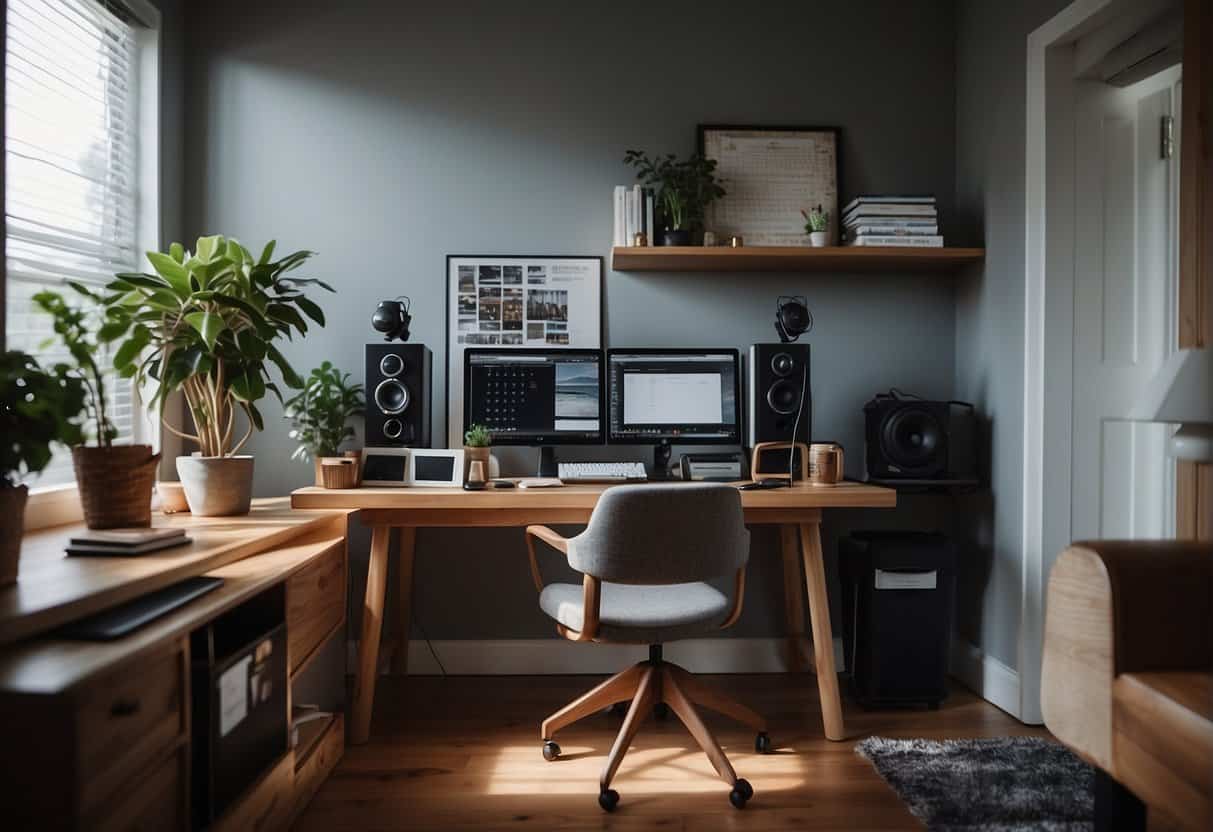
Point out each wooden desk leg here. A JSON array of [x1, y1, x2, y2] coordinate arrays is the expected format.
[[389, 527, 417, 676], [780, 525, 811, 673], [351, 524, 392, 745], [799, 521, 846, 741]]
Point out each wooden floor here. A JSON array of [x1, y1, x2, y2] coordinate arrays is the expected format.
[[295, 673, 1047, 831]]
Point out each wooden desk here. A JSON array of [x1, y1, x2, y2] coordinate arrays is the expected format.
[[291, 480, 896, 745]]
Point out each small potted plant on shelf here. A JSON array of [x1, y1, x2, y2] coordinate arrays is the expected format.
[[34, 290, 160, 529], [99, 235, 333, 516], [802, 205, 831, 247], [284, 361, 365, 487], [463, 423, 493, 483], [0, 351, 87, 583], [624, 150, 726, 246]]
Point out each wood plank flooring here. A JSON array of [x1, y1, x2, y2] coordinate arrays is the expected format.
[[295, 674, 1047, 831]]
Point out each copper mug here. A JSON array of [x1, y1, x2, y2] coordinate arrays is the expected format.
[[808, 443, 844, 486]]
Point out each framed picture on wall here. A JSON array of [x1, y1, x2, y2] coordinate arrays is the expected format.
[[699, 125, 842, 246], [445, 255, 603, 448]]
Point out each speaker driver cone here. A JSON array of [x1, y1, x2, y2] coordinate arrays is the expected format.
[[379, 354, 404, 377], [374, 379, 410, 415], [771, 352, 795, 377], [880, 406, 945, 476], [383, 418, 403, 439], [766, 379, 801, 416]]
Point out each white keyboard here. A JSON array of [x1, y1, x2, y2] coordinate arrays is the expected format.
[[558, 462, 648, 483]]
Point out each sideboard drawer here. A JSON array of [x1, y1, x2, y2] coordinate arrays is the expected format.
[[287, 539, 345, 673], [90, 746, 186, 832], [77, 642, 187, 813]]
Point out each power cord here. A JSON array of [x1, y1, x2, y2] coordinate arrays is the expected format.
[[412, 609, 448, 677], [789, 358, 809, 482]]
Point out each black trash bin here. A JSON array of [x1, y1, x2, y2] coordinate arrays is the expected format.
[[840, 531, 955, 709]]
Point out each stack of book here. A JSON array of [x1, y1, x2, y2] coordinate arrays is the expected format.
[[66, 526, 192, 557], [842, 196, 942, 247], [613, 184, 655, 247]]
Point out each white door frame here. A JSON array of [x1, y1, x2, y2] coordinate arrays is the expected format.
[[1021, 0, 1177, 723]]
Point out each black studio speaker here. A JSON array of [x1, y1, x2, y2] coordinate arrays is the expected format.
[[365, 343, 431, 447], [747, 343, 811, 448], [863, 393, 977, 482]]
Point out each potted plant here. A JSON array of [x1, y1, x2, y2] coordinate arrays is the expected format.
[[99, 235, 332, 516], [463, 423, 493, 483], [624, 150, 726, 246], [284, 361, 365, 486], [802, 205, 830, 247], [0, 351, 87, 583], [33, 290, 161, 528]]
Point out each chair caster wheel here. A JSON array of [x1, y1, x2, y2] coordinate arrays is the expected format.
[[598, 788, 620, 812], [654, 702, 669, 720], [729, 778, 753, 809], [542, 740, 560, 762], [755, 732, 772, 754]]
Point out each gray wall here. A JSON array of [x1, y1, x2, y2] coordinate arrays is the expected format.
[[182, 0, 960, 640], [952, 0, 1071, 670]]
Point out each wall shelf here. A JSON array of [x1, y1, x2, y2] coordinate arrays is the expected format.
[[611, 245, 984, 273]]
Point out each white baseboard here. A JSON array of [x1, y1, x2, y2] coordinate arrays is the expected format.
[[949, 639, 1021, 719], [348, 636, 845, 676]]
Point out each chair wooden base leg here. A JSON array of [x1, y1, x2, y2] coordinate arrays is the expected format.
[[662, 666, 738, 787], [542, 663, 645, 740], [665, 663, 768, 734], [600, 666, 658, 791]]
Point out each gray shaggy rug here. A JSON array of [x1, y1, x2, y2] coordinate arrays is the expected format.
[[855, 736, 1094, 831]]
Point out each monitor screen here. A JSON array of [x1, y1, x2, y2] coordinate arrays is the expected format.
[[607, 349, 741, 444], [464, 349, 604, 445]]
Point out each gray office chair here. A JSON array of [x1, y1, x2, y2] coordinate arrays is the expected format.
[[525, 483, 770, 812]]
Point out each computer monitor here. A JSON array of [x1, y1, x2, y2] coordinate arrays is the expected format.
[[607, 348, 741, 473], [464, 349, 604, 475]]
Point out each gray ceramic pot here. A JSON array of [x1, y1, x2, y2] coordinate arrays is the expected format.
[[176, 455, 254, 516]]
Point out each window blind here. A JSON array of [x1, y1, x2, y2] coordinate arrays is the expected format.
[[5, 0, 140, 487]]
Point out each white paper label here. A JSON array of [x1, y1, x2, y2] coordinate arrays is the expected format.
[[874, 569, 937, 590], [218, 655, 251, 737]]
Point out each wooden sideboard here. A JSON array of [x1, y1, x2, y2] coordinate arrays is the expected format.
[[0, 500, 352, 831]]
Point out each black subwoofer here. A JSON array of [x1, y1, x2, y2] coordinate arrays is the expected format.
[[747, 343, 811, 447], [863, 393, 976, 481], [365, 343, 431, 447]]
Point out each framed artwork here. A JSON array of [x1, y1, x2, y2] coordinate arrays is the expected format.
[[445, 255, 603, 447], [699, 125, 842, 246]]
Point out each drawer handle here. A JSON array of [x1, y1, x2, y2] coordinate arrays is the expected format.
[[110, 698, 141, 717]]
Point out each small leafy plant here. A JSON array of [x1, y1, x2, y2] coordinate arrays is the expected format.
[[32, 290, 119, 447], [463, 424, 492, 448], [623, 150, 726, 232], [0, 351, 87, 487], [284, 362, 365, 461], [802, 205, 830, 233]]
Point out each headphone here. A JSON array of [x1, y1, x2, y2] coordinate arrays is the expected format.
[[371, 296, 412, 342], [774, 295, 813, 343]]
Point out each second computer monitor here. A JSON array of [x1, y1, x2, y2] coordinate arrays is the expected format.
[[607, 348, 741, 444]]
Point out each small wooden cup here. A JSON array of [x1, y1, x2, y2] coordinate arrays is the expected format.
[[808, 443, 844, 486]]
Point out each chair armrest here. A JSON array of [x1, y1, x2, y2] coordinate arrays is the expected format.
[[524, 525, 572, 593], [1042, 540, 1212, 772]]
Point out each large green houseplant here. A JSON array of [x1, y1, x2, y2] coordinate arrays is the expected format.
[[0, 351, 87, 582], [284, 362, 364, 485], [96, 235, 333, 515], [34, 290, 160, 529], [623, 150, 726, 246]]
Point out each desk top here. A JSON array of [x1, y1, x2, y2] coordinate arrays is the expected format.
[[0, 499, 353, 646], [291, 480, 896, 525]]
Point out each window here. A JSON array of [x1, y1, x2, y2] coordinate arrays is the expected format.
[[5, 0, 144, 488]]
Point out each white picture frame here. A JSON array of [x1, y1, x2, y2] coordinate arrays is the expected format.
[[408, 449, 465, 488], [445, 255, 603, 447]]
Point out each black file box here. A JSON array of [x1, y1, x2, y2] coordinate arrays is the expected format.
[[190, 584, 288, 828], [841, 531, 955, 708]]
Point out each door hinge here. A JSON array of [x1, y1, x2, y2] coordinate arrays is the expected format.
[[1160, 115, 1175, 160]]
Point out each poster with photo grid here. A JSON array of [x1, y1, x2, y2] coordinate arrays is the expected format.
[[445, 255, 602, 448]]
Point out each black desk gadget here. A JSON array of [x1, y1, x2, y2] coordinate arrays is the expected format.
[[57, 575, 224, 641]]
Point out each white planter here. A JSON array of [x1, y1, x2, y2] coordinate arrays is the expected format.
[[809, 231, 828, 247], [176, 455, 255, 516]]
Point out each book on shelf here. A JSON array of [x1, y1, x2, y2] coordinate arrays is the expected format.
[[842, 203, 938, 220], [842, 194, 936, 213], [847, 235, 944, 248], [613, 185, 654, 246], [846, 223, 939, 237]]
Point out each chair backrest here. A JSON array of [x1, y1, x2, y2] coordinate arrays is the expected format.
[[567, 483, 750, 584]]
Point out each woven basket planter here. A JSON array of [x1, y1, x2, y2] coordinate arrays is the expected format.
[[72, 445, 159, 529], [0, 485, 28, 585]]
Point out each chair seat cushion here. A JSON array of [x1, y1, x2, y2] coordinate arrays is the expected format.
[[539, 581, 730, 644]]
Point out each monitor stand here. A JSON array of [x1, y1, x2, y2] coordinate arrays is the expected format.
[[537, 446, 559, 478], [651, 440, 674, 481]]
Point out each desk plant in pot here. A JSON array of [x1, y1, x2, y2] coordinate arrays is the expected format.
[[0, 351, 87, 582], [624, 149, 726, 246], [284, 361, 364, 487], [33, 291, 161, 528], [100, 235, 332, 516]]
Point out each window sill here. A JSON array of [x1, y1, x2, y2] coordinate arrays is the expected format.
[[24, 483, 84, 532]]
